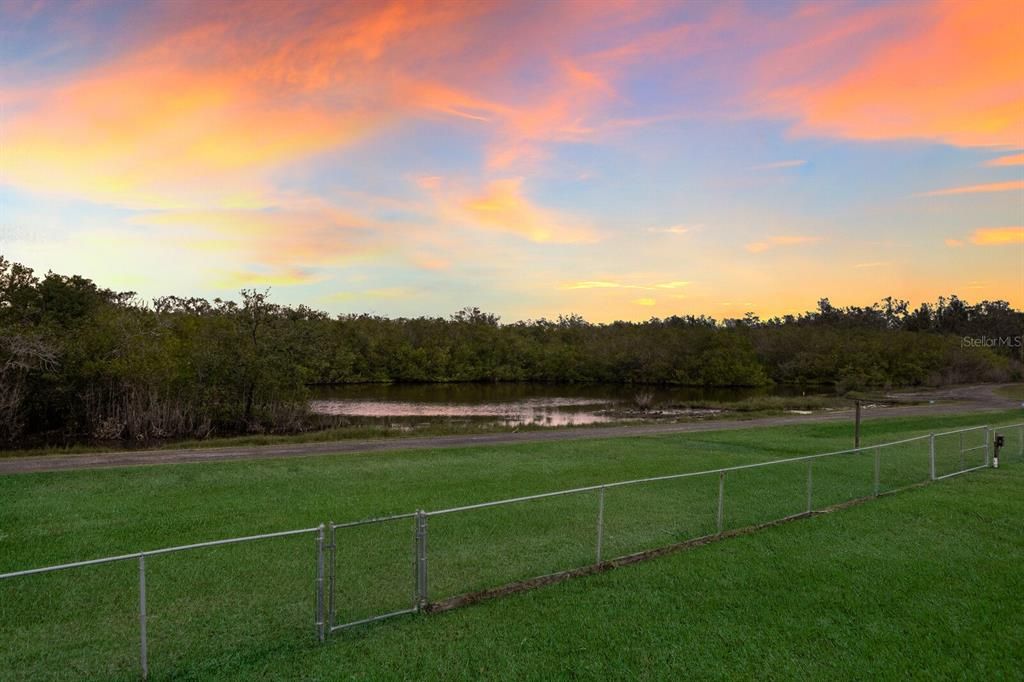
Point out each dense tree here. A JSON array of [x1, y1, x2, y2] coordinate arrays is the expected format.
[[0, 257, 1019, 447]]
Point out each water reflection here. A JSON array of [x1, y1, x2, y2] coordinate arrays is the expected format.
[[309, 383, 827, 428], [310, 397, 615, 426]]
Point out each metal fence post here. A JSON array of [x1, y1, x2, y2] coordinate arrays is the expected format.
[[806, 461, 813, 513], [959, 431, 965, 470], [138, 553, 148, 680], [873, 446, 881, 496], [415, 511, 428, 611], [412, 516, 418, 608], [315, 523, 325, 643], [327, 523, 336, 632], [716, 471, 725, 535], [595, 486, 605, 564], [985, 427, 991, 467], [929, 434, 936, 481]]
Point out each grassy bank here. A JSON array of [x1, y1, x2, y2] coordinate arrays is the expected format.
[[0, 392, 896, 459], [2, 409, 1023, 679], [0, 418, 544, 458], [997, 383, 1024, 401]]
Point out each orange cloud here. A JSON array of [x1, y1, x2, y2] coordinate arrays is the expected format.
[[405, 80, 508, 123], [769, 0, 1023, 148], [917, 181, 1024, 197], [565, 281, 625, 290], [944, 238, 965, 248], [411, 254, 451, 270], [460, 178, 595, 243], [414, 175, 444, 190], [647, 224, 700, 235], [563, 280, 688, 290], [969, 227, 1024, 245], [480, 60, 620, 171], [214, 268, 328, 288], [588, 22, 695, 65], [0, 24, 379, 209], [507, 61, 612, 140], [0, 1, 506, 210], [0, 1, 642, 216], [745, 235, 822, 253], [984, 153, 1024, 167]]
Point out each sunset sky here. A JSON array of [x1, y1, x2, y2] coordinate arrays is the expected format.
[[1, 0, 1022, 321]]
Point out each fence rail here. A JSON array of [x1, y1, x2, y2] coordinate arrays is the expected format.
[[0, 527, 322, 580], [3, 421, 1023, 679], [0, 525, 323, 679]]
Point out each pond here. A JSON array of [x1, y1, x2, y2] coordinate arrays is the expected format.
[[309, 383, 831, 428]]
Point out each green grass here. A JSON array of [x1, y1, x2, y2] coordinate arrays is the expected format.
[[996, 383, 1024, 401], [0, 419, 552, 458], [1, 409, 1023, 680], [0, 392, 857, 459], [666, 394, 852, 412]]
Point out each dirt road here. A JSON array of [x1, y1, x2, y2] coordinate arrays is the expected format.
[[1, 385, 1019, 474]]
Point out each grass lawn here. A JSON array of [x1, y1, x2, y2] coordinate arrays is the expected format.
[[1, 409, 1022, 680], [996, 383, 1024, 402]]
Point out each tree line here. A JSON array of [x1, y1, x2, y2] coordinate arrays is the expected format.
[[1, 256, 1020, 446]]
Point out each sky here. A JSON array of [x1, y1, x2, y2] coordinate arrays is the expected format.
[[1, 0, 1022, 322]]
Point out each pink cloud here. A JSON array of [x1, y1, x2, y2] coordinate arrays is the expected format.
[[745, 235, 823, 253], [984, 153, 1024, 167], [755, 1, 1023, 148], [917, 181, 1024, 197]]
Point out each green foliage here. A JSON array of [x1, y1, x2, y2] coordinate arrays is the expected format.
[[0, 259, 312, 446], [0, 257, 1020, 447]]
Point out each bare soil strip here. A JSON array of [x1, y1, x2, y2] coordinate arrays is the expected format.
[[0, 388, 1016, 474]]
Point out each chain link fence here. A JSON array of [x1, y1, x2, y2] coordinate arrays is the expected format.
[[0, 528, 321, 681], [329, 423, 1019, 630], [3, 421, 1022, 679]]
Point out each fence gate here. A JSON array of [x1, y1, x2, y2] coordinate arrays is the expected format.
[[326, 512, 422, 633]]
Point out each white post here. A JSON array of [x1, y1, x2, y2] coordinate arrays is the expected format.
[[327, 523, 336, 631], [716, 472, 725, 535], [315, 524, 325, 643], [415, 512, 428, 610], [874, 446, 881, 496], [929, 434, 936, 481], [138, 554, 148, 680], [806, 461, 813, 514]]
